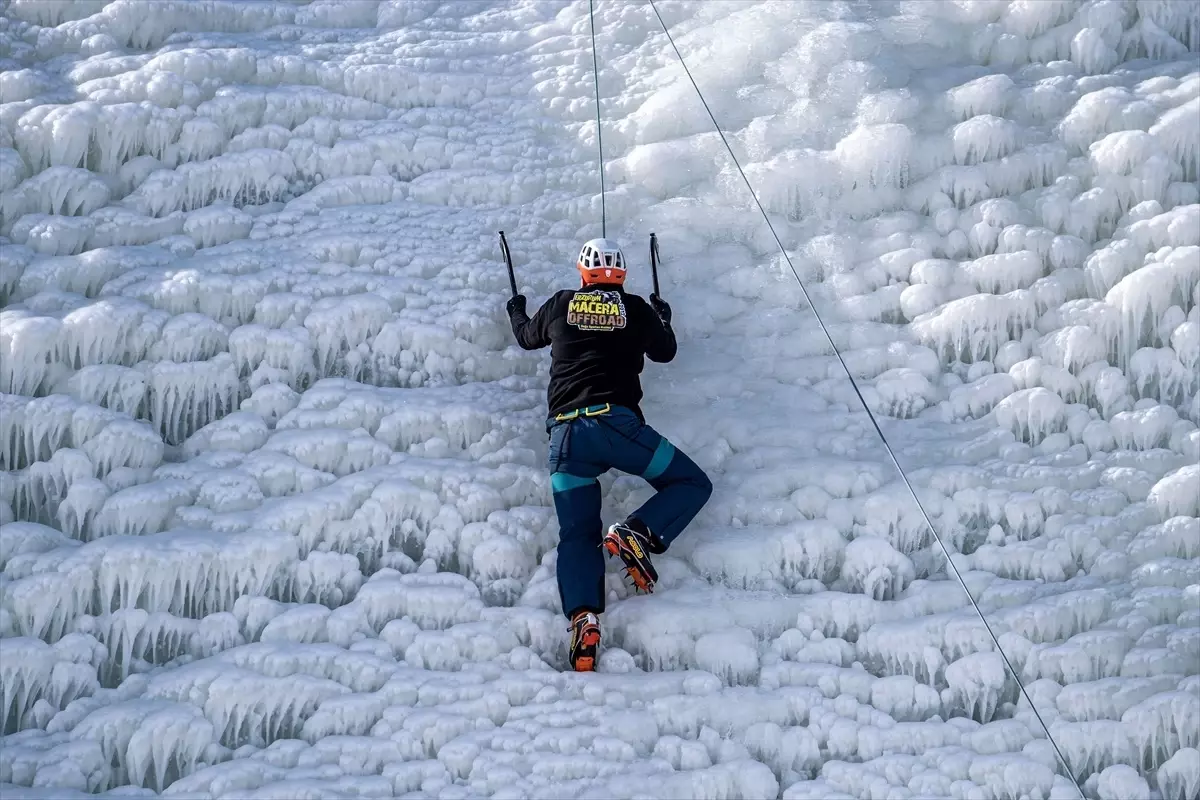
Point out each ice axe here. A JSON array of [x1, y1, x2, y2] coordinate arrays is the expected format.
[[498, 231, 517, 297], [649, 232, 661, 297]]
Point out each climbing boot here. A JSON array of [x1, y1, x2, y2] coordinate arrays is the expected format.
[[568, 610, 601, 672], [603, 520, 659, 594]]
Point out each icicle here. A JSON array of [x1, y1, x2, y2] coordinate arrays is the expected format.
[[286, 175, 399, 217], [60, 296, 163, 370], [80, 418, 164, 476], [952, 115, 1022, 165], [12, 102, 102, 174], [13, 447, 93, 526], [1106, 246, 1200, 364], [182, 204, 254, 248], [1136, 0, 1200, 51], [871, 368, 935, 418], [90, 479, 195, 541], [1150, 98, 1200, 182], [1071, 26, 1120, 74], [0, 167, 111, 233], [911, 289, 1039, 363], [7, 566, 93, 644], [1146, 464, 1200, 519], [1128, 347, 1189, 405], [148, 354, 241, 445], [0, 636, 58, 734], [1037, 325, 1108, 373], [66, 365, 149, 418], [228, 324, 316, 388], [1157, 748, 1200, 800], [946, 74, 1015, 121], [1065, 186, 1121, 241], [123, 148, 296, 217], [124, 703, 216, 791], [968, 754, 1058, 798], [0, 313, 64, 396], [18, 394, 79, 468], [840, 536, 915, 601], [961, 250, 1044, 293], [6, 0, 107, 26], [0, 395, 29, 473], [57, 478, 111, 541], [1122, 691, 1200, 771], [302, 294, 393, 377], [1059, 86, 1136, 154], [9, 213, 96, 256], [146, 312, 230, 364]]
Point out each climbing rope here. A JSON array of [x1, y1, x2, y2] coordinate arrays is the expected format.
[[588, 0, 607, 237], [645, 1, 1084, 795]]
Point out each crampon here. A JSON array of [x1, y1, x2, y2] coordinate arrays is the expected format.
[[603, 522, 658, 594]]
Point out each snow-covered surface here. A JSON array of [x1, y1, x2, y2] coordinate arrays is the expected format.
[[1, 0, 1198, 797]]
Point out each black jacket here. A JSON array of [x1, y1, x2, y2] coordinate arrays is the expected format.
[[509, 284, 675, 421]]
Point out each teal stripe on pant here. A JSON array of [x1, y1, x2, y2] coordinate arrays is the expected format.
[[643, 438, 675, 481], [552, 472, 595, 493]]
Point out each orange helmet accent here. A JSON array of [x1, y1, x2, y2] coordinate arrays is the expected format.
[[578, 264, 626, 285]]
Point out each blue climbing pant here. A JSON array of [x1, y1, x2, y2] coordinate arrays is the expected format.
[[546, 404, 712, 618]]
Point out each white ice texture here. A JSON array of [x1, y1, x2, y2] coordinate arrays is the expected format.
[[1, 0, 1198, 798]]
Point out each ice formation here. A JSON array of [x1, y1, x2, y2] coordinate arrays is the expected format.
[[1, 0, 1198, 797]]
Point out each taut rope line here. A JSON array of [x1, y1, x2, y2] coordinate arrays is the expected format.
[[645, 2, 1084, 795]]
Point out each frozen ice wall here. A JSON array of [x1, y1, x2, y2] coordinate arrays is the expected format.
[[1, 0, 1198, 797]]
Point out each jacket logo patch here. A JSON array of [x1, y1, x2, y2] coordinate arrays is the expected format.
[[567, 290, 626, 332]]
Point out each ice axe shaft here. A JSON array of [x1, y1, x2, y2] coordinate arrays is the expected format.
[[498, 231, 517, 297], [652, 232, 662, 298]]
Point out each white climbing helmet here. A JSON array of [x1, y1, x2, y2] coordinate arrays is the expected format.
[[576, 237, 626, 285]]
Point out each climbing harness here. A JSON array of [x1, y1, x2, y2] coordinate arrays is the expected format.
[[554, 403, 613, 423], [645, 1, 1085, 796]]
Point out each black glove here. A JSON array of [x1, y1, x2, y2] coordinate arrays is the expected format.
[[506, 294, 527, 317], [649, 293, 671, 325]]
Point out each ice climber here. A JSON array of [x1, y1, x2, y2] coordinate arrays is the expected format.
[[506, 237, 713, 671]]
